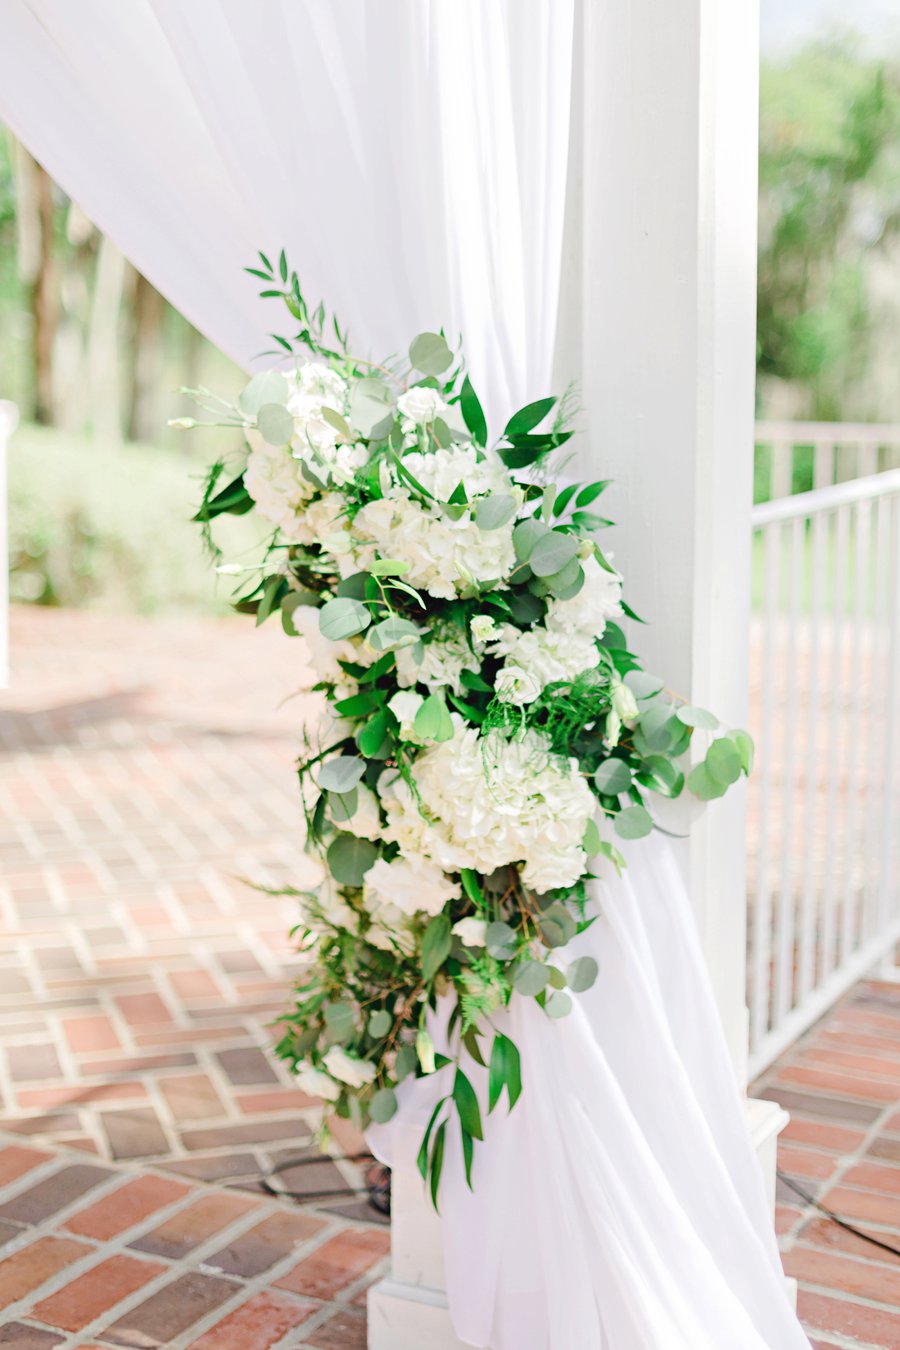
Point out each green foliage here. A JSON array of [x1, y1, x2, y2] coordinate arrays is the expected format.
[[8, 425, 262, 613], [757, 42, 900, 421]]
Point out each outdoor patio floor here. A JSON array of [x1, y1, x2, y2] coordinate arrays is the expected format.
[[2, 605, 899, 1350]]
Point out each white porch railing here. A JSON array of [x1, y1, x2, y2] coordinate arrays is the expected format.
[[756, 420, 900, 500], [747, 466, 900, 1077]]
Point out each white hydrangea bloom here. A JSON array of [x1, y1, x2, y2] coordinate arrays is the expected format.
[[365, 899, 418, 956], [295, 1062, 341, 1102], [397, 386, 448, 429], [244, 438, 315, 539], [488, 623, 599, 693], [352, 447, 517, 599], [323, 1046, 377, 1087], [302, 872, 358, 934], [386, 728, 594, 892], [395, 627, 480, 694], [545, 553, 623, 638], [364, 855, 461, 919]]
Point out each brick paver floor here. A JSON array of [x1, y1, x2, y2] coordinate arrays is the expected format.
[[2, 605, 900, 1348]]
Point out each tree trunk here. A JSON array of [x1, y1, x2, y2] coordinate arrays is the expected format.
[[12, 139, 57, 425], [127, 271, 167, 444], [87, 233, 127, 444]]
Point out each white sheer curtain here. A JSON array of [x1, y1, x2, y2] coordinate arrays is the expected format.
[[0, 0, 574, 427]]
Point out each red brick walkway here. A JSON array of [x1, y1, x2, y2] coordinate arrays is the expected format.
[[2, 606, 900, 1348]]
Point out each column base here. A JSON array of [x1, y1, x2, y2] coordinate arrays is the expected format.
[[368, 1278, 470, 1350]]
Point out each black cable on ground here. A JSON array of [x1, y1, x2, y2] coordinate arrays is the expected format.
[[258, 1151, 391, 1216], [777, 1170, 900, 1260]]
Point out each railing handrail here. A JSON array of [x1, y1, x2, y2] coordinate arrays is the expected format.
[[751, 468, 900, 528], [756, 420, 900, 445]]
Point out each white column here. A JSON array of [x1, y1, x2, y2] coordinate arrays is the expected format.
[[565, 0, 760, 1074]]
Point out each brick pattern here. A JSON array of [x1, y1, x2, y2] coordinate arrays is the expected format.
[[0, 1135, 388, 1348], [752, 981, 900, 1350]]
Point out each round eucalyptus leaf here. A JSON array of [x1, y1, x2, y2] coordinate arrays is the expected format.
[[326, 833, 379, 886], [369, 558, 411, 577], [368, 616, 422, 652], [368, 1009, 393, 1039], [395, 1043, 419, 1082], [529, 532, 579, 578], [614, 804, 654, 840], [486, 921, 517, 959], [512, 961, 551, 996], [335, 572, 369, 600], [706, 737, 742, 787], [238, 370, 289, 417], [676, 704, 719, 730], [369, 1087, 399, 1124], [257, 402, 295, 446], [409, 332, 453, 376], [319, 597, 371, 641], [545, 990, 573, 1019], [475, 494, 517, 531], [636, 755, 684, 798], [512, 517, 549, 562], [567, 956, 599, 993], [638, 703, 678, 753], [624, 670, 665, 702], [323, 1001, 355, 1040], [327, 787, 358, 823], [594, 759, 633, 795], [547, 965, 568, 990], [546, 561, 585, 601], [687, 762, 727, 801], [318, 757, 366, 794]]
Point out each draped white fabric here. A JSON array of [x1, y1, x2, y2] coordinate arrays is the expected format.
[[0, 0, 573, 429], [0, 6, 812, 1348], [369, 839, 811, 1350]]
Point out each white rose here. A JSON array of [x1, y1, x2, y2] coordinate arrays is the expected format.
[[295, 1063, 341, 1102], [323, 1046, 377, 1088], [397, 386, 448, 427], [388, 690, 425, 740], [470, 614, 498, 645], [612, 681, 640, 726], [364, 855, 461, 918], [452, 917, 488, 947], [495, 664, 543, 706]]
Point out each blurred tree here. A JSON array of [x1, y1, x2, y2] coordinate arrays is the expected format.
[[12, 141, 58, 424], [757, 41, 900, 420]]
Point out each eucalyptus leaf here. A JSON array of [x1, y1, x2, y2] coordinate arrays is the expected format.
[[368, 1009, 393, 1039], [545, 990, 573, 1019], [319, 597, 371, 640], [475, 494, 517, 531], [706, 737, 743, 787], [369, 558, 411, 577], [529, 532, 579, 578], [318, 757, 366, 794], [594, 759, 633, 795], [614, 804, 654, 840], [326, 833, 378, 886], [256, 402, 295, 446], [567, 956, 599, 993], [582, 818, 604, 856], [486, 921, 518, 959], [512, 518, 549, 562], [369, 1087, 398, 1125], [409, 332, 453, 376], [368, 616, 422, 652], [687, 761, 727, 801], [624, 670, 665, 701], [238, 370, 289, 417], [327, 787, 358, 823], [676, 705, 719, 730], [730, 729, 755, 774], [512, 961, 551, 996], [324, 1001, 355, 1040]]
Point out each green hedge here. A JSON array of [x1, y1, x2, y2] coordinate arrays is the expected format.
[[7, 425, 262, 614]]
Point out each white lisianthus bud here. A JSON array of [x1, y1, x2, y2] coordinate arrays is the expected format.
[[294, 1062, 341, 1102], [388, 690, 425, 740], [452, 917, 488, 947], [322, 1046, 377, 1088], [168, 417, 196, 429], [470, 614, 498, 645], [606, 709, 622, 747], [495, 664, 542, 706], [612, 681, 640, 726]]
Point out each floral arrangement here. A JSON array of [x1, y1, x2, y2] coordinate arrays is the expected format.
[[182, 251, 752, 1203]]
